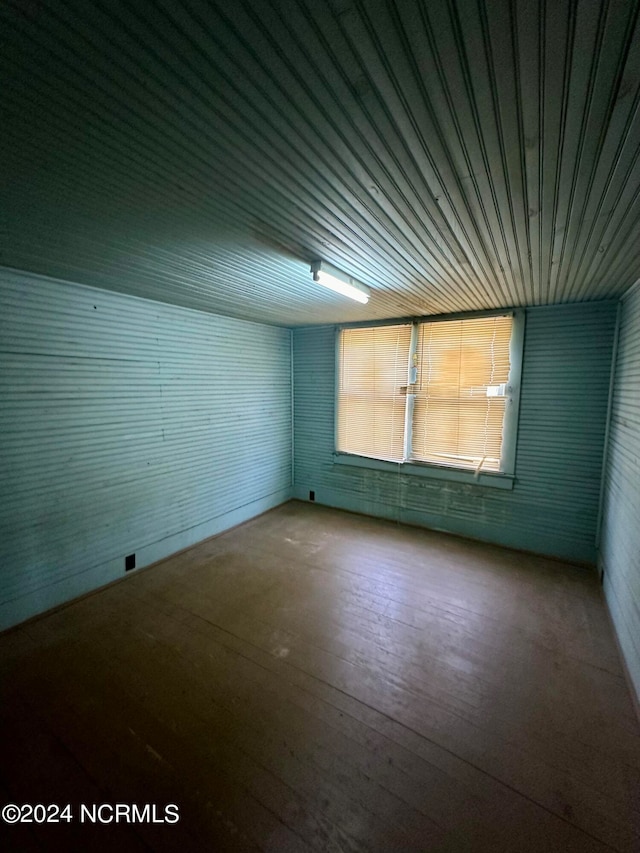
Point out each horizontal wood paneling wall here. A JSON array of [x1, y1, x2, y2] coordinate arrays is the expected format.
[[293, 302, 617, 565], [0, 269, 292, 630], [600, 284, 640, 702]]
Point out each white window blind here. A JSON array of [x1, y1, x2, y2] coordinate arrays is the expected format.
[[411, 315, 513, 471], [337, 324, 412, 463], [337, 313, 515, 473]]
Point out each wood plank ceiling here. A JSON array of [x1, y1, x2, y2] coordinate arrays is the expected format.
[[2, 0, 640, 326]]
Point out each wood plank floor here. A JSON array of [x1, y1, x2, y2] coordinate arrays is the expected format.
[[1, 501, 639, 852]]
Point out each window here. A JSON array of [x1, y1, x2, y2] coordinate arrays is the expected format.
[[337, 312, 523, 480], [337, 324, 411, 463]]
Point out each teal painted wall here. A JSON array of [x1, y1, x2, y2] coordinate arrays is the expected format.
[[0, 268, 292, 630], [293, 302, 617, 565], [600, 285, 640, 703]]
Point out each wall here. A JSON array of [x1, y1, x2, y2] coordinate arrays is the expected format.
[[293, 302, 617, 565], [0, 268, 292, 631], [600, 284, 640, 703]]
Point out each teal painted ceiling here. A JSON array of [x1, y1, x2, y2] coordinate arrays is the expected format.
[[2, 0, 640, 325]]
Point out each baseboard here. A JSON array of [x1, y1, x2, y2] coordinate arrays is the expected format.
[[292, 487, 596, 569], [0, 488, 292, 634], [600, 567, 640, 727]]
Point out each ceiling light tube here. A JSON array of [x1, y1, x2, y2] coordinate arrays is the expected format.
[[310, 260, 370, 304]]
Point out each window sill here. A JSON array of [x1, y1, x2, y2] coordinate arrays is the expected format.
[[332, 453, 515, 490]]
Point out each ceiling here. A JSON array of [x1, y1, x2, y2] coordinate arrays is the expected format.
[[2, 0, 640, 326]]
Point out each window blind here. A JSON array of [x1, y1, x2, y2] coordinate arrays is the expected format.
[[411, 315, 512, 471], [338, 324, 412, 463]]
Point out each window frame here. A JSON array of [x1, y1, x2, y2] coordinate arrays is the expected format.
[[333, 309, 525, 490]]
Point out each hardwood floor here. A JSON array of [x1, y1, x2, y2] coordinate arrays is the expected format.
[[1, 501, 639, 852]]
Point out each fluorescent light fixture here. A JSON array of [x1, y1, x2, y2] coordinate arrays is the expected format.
[[310, 260, 370, 304]]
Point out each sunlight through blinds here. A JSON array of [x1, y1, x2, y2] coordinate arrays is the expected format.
[[338, 325, 412, 462], [411, 315, 512, 471]]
